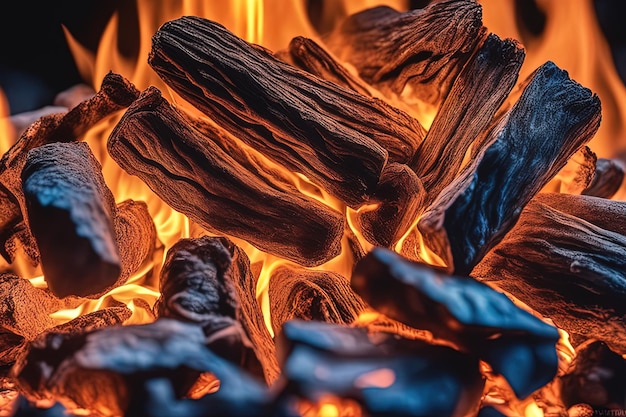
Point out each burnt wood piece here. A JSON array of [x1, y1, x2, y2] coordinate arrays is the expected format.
[[412, 34, 525, 202], [0, 326, 25, 376], [149, 16, 428, 208], [21, 142, 120, 299], [108, 87, 344, 267], [275, 36, 373, 97], [544, 146, 596, 194], [583, 157, 625, 198], [274, 319, 484, 417], [154, 236, 264, 382], [323, 1, 486, 107], [354, 162, 425, 248], [0, 72, 139, 264], [0, 273, 83, 341], [351, 247, 561, 399], [12, 318, 272, 417], [225, 238, 280, 384], [418, 61, 602, 275], [113, 199, 157, 288], [472, 192, 626, 352], [268, 265, 368, 335], [48, 307, 131, 335], [560, 340, 626, 411]]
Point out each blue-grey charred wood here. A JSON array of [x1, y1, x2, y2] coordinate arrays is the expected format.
[[583, 157, 625, 198]]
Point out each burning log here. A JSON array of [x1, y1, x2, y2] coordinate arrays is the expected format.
[[583, 157, 625, 198], [0, 273, 82, 341], [418, 61, 602, 275], [544, 146, 597, 195], [11, 318, 271, 417], [274, 319, 484, 417], [154, 236, 264, 382], [268, 265, 368, 335], [353, 162, 425, 248], [274, 36, 374, 97], [21, 142, 121, 299], [472, 192, 626, 352], [323, 0, 486, 107], [0, 327, 24, 376], [0, 72, 139, 265], [108, 86, 344, 267], [412, 34, 525, 202], [149, 16, 427, 208], [351, 247, 561, 399]]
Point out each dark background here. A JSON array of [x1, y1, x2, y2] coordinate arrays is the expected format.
[[1, 0, 625, 115]]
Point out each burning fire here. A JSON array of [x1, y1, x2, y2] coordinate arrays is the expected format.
[[0, 0, 624, 416]]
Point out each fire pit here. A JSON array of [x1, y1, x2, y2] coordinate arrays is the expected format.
[[1, 1, 625, 416]]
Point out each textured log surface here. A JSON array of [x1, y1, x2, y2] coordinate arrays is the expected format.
[[154, 236, 264, 381], [149, 16, 427, 207], [275, 319, 484, 417], [472, 192, 626, 353], [268, 265, 367, 335], [583, 157, 625, 198], [108, 87, 344, 267], [351, 247, 561, 399], [21, 142, 120, 299], [412, 34, 525, 202], [0, 72, 139, 264], [419, 61, 602, 275], [324, 0, 486, 106]]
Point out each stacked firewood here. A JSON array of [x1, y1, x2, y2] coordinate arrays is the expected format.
[[1, 1, 625, 416]]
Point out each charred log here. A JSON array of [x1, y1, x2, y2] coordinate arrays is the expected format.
[[419, 61, 602, 275], [351, 247, 561, 399], [21, 142, 120, 299], [149, 16, 427, 208], [154, 236, 264, 382], [472, 192, 626, 352], [274, 319, 484, 417], [0, 327, 24, 376], [268, 265, 367, 335], [323, 0, 486, 107], [544, 146, 597, 195], [0, 72, 139, 264], [583, 157, 625, 198], [108, 87, 344, 267]]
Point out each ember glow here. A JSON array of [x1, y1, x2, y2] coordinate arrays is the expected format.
[[0, 1, 625, 417]]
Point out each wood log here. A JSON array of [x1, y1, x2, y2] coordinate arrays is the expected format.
[[0, 72, 139, 264], [472, 192, 626, 353], [21, 142, 120, 299], [108, 86, 344, 267], [418, 61, 602, 275], [267, 264, 367, 335], [411, 34, 525, 202], [275, 36, 374, 97], [543, 146, 596, 194], [274, 319, 484, 417], [353, 162, 425, 248], [149, 16, 427, 208], [0, 326, 24, 376], [351, 247, 561, 399], [323, 0, 486, 107], [583, 157, 625, 198], [154, 236, 264, 382], [0, 273, 83, 341]]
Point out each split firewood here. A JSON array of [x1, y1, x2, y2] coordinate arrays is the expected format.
[[224, 237, 280, 384], [323, 0, 486, 108], [0, 273, 83, 341], [472, 192, 626, 352], [21, 142, 121, 299], [274, 319, 484, 417], [275, 36, 373, 97], [411, 34, 525, 203], [559, 340, 626, 411], [582, 157, 625, 198], [154, 236, 265, 382], [351, 247, 561, 399], [108, 86, 344, 267], [353, 162, 425, 248], [0, 72, 140, 264], [149, 16, 427, 208], [418, 61, 602, 275], [268, 264, 368, 335], [12, 318, 270, 417], [543, 146, 596, 195]]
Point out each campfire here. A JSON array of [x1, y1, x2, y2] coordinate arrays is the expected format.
[[1, 0, 625, 416]]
